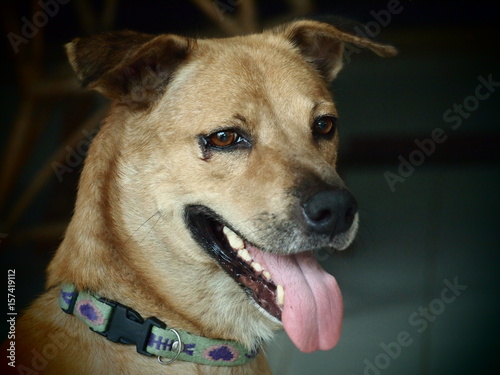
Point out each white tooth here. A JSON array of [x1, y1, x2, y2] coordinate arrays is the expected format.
[[263, 271, 272, 280], [251, 262, 263, 273], [276, 285, 285, 307], [223, 226, 244, 250], [238, 249, 252, 262]]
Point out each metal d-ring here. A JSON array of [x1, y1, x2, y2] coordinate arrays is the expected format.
[[157, 328, 184, 365]]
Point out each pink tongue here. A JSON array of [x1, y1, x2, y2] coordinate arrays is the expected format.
[[249, 248, 343, 353]]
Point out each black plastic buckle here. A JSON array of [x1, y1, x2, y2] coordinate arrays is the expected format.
[[93, 298, 166, 356]]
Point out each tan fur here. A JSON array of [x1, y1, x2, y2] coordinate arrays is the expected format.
[[13, 20, 396, 374]]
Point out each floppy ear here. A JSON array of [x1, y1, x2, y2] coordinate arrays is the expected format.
[[273, 19, 397, 82], [66, 31, 193, 109]]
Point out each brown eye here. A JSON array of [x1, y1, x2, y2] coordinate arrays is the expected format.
[[314, 116, 337, 137], [208, 131, 237, 148]]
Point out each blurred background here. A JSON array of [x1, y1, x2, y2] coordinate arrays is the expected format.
[[1, 1, 499, 374]]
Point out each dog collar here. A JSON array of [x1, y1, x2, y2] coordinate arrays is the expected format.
[[58, 284, 259, 366]]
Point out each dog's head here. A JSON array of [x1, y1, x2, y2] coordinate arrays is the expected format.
[[64, 20, 396, 353]]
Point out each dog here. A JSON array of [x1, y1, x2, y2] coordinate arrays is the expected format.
[[10, 19, 396, 374]]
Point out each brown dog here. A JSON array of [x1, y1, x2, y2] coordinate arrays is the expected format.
[[11, 19, 396, 374]]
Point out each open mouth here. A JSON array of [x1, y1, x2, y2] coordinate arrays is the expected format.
[[185, 205, 344, 353], [186, 205, 283, 322]]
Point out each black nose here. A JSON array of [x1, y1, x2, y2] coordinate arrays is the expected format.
[[302, 190, 358, 236]]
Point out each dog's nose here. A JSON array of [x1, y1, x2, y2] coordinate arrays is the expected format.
[[303, 190, 358, 236]]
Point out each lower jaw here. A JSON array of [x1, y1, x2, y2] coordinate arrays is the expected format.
[[185, 206, 283, 321]]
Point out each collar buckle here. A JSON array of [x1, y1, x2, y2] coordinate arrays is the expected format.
[[94, 297, 166, 356]]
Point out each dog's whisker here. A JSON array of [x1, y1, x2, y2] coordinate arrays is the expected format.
[[137, 211, 163, 244], [126, 210, 162, 243]]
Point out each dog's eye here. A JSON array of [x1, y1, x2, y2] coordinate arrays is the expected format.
[[313, 116, 337, 138], [208, 131, 238, 148], [200, 129, 252, 157]]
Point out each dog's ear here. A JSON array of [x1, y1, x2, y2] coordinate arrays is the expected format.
[[66, 31, 193, 108], [272, 19, 397, 82]]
